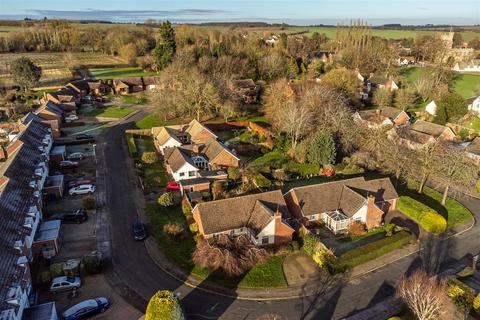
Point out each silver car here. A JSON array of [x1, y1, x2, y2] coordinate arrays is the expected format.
[[50, 276, 81, 293]]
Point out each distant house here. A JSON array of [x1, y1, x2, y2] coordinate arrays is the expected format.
[[354, 107, 410, 128], [463, 137, 480, 165], [31, 101, 64, 137], [202, 139, 240, 170], [397, 56, 416, 66], [113, 77, 144, 94], [367, 75, 399, 92], [42, 88, 78, 110], [467, 96, 480, 114], [228, 79, 261, 104], [143, 76, 162, 91], [151, 126, 183, 154], [183, 119, 218, 145], [391, 120, 456, 149], [66, 79, 109, 96], [308, 50, 333, 64], [284, 177, 399, 233], [192, 190, 294, 246], [453, 59, 480, 72], [425, 100, 438, 116], [164, 147, 200, 181]]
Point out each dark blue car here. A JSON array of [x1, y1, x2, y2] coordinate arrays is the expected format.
[[62, 297, 109, 320]]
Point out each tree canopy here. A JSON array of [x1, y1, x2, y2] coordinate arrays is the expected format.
[[10, 57, 42, 90]]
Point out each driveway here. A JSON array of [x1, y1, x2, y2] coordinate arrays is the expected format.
[[97, 112, 480, 320]]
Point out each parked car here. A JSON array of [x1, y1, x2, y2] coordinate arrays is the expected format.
[[50, 276, 81, 293], [59, 160, 79, 169], [132, 218, 147, 241], [62, 297, 110, 320], [65, 114, 79, 123], [75, 134, 94, 141], [69, 184, 95, 196], [67, 152, 85, 161], [166, 181, 181, 191], [67, 179, 95, 188], [49, 209, 87, 224]]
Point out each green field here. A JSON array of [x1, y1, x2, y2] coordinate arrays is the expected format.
[[89, 67, 157, 80], [86, 106, 135, 118], [453, 73, 480, 98]]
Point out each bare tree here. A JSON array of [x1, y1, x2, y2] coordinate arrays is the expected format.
[[436, 145, 478, 205], [394, 88, 416, 111], [380, 142, 414, 187], [415, 142, 441, 194], [373, 88, 393, 108], [396, 269, 446, 320], [192, 234, 270, 276]]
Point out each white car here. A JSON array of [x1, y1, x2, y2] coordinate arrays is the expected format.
[[65, 114, 79, 123], [50, 276, 81, 293], [66, 152, 85, 161], [69, 184, 95, 196]]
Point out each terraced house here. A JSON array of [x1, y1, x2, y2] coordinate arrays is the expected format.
[[0, 119, 58, 320]]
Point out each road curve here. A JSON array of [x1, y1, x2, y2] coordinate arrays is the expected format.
[[97, 113, 480, 320]]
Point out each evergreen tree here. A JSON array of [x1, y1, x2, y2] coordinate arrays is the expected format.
[[153, 21, 176, 71], [307, 130, 336, 165], [10, 57, 42, 91]]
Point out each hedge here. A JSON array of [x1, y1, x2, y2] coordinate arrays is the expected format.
[[337, 231, 414, 269], [253, 173, 272, 188], [397, 196, 447, 234], [283, 162, 321, 177], [126, 133, 137, 157]]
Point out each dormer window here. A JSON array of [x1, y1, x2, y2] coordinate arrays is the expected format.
[[17, 256, 28, 268], [23, 217, 33, 230], [14, 240, 23, 253], [29, 181, 36, 189]]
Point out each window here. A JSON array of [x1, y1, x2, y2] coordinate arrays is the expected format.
[[189, 171, 196, 177], [262, 236, 269, 245], [179, 172, 185, 177]]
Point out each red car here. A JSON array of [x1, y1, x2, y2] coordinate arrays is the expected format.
[[59, 161, 79, 169], [166, 181, 181, 191]]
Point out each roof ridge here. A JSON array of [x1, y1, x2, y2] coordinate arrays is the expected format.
[[287, 177, 366, 193], [196, 190, 282, 208]]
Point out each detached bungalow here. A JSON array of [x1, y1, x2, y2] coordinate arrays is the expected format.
[[202, 139, 240, 170], [192, 190, 294, 246], [164, 147, 199, 181], [354, 107, 410, 128], [228, 79, 261, 104], [367, 75, 399, 92], [284, 177, 399, 233], [143, 76, 162, 91], [113, 77, 144, 94], [391, 120, 456, 149], [66, 79, 109, 96], [42, 88, 79, 110]]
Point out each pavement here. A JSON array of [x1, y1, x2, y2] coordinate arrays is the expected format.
[[95, 111, 480, 320]]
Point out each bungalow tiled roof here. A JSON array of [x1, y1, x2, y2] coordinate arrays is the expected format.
[[143, 76, 162, 86], [113, 77, 144, 87], [286, 177, 398, 218], [411, 120, 451, 138], [194, 190, 290, 235], [466, 137, 480, 156], [185, 119, 217, 142], [202, 139, 238, 162], [155, 127, 182, 146], [165, 147, 197, 172]]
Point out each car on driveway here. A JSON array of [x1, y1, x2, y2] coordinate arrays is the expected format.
[[166, 181, 181, 191], [75, 134, 94, 141], [67, 179, 95, 188], [132, 218, 147, 241], [49, 209, 87, 224], [50, 276, 81, 293], [62, 297, 110, 320], [69, 184, 95, 196], [65, 114, 79, 123], [66, 152, 86, 161], [59, 160, 79, 169]]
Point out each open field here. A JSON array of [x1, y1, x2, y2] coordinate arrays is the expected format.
[[453, 73, 480, 98], [89, 67, 157, 79]]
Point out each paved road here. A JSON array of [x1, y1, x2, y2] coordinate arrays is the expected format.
[[97, 113, 480, 320]]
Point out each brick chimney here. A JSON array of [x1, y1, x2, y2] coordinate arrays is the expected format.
[[365, 195, 383, 230]]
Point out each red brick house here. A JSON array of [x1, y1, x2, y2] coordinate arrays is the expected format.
[[391, 120, 456, 149], [192, 190, 294, 246], [284, 177, 399, 233], [355, 107, 410, 128], [228, 79, 261, 104], [202, 139, 240, 170]]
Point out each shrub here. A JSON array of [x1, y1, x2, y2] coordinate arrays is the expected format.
[[302, 234, 320, 256], [189, 222, 198, 234], [476, 179, 480, 194], [385, 223, 396, 237], [341, 163, 364, 175], [473, 293, 480, 312], [446, 279, 475, 314], [253, 173, 272, 188], [82, 251, 104, 275], [228, 166, 240, 181], [126, 133, 137, 157], [312, 248, 336, 270], [83, 197, 96, 210], [146, 290, 185, 320], [163, 222, 184, 240], [49, 263, 64, 278], [348, 221, 366, 237], [158, 192, 174, 207], [457, 266, 474, 278], [181, 202, 191, 216], [397, 196, 447, 234], [142, 151, 158, 164]]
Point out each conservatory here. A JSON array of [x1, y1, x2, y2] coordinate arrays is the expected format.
[[323, 210, 350, 234]]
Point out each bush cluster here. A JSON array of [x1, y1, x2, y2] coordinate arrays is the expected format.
[[397, 196, 447, 234]]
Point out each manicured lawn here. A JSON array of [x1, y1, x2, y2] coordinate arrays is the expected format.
[[121, 93, 148, 105], [397, 196, 447, 234], [147, 202, 287, 288], [322, 227, 387, 256], [251, 151, 289, 167], [90, 67, 157, 80], [135, 114, 185, 129], [337, 231, 415, 269], [86, 106, 135, 118], [460, 115, 480, 132], [453, 73, 480, 98], [401, 180, 473, 229]]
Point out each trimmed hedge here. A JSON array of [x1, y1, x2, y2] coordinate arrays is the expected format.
[[337, 231, 414, 269], [126, 133, 137, 157], [283, 162, 321, 177], [253, 173, 272, 188], [398, 196, 447, 234]]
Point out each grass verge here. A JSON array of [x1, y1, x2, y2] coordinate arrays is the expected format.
[[397, 196, 447, 234], [86, 106, 135, 118], [125, 133, 137, 157], [89, 67, 157, 79]]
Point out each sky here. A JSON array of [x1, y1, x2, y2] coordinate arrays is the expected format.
[[0, 0, 479, 25]]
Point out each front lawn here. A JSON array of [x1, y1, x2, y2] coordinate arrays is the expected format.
[[86, 106, 135, 118], [147, 202, 287, 288], [453, 73, 480, 98], [135, 114, 185, 129], [400, 181, 473, 229], [397, 196, 447, 234], [121, 93, 148, 105], [337, 231, 415, 269]]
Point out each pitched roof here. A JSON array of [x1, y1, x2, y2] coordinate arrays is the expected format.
[[286, 177, 398, 218], [113, 77, 144, 87], [155, 127, 182, 146], [143, 76, 161, 86], [380, 107, 407, 121], [411, 120, 452, 138], [368, 75, 389, 85], [185, 119, 217, 141], [466, 137, 480, 155], [44, 101, 65, 115], [165, 147, 197, 172], [49, 87, 77, 101], [202, 139, 239, 162], [194, 190, 290, 235]]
